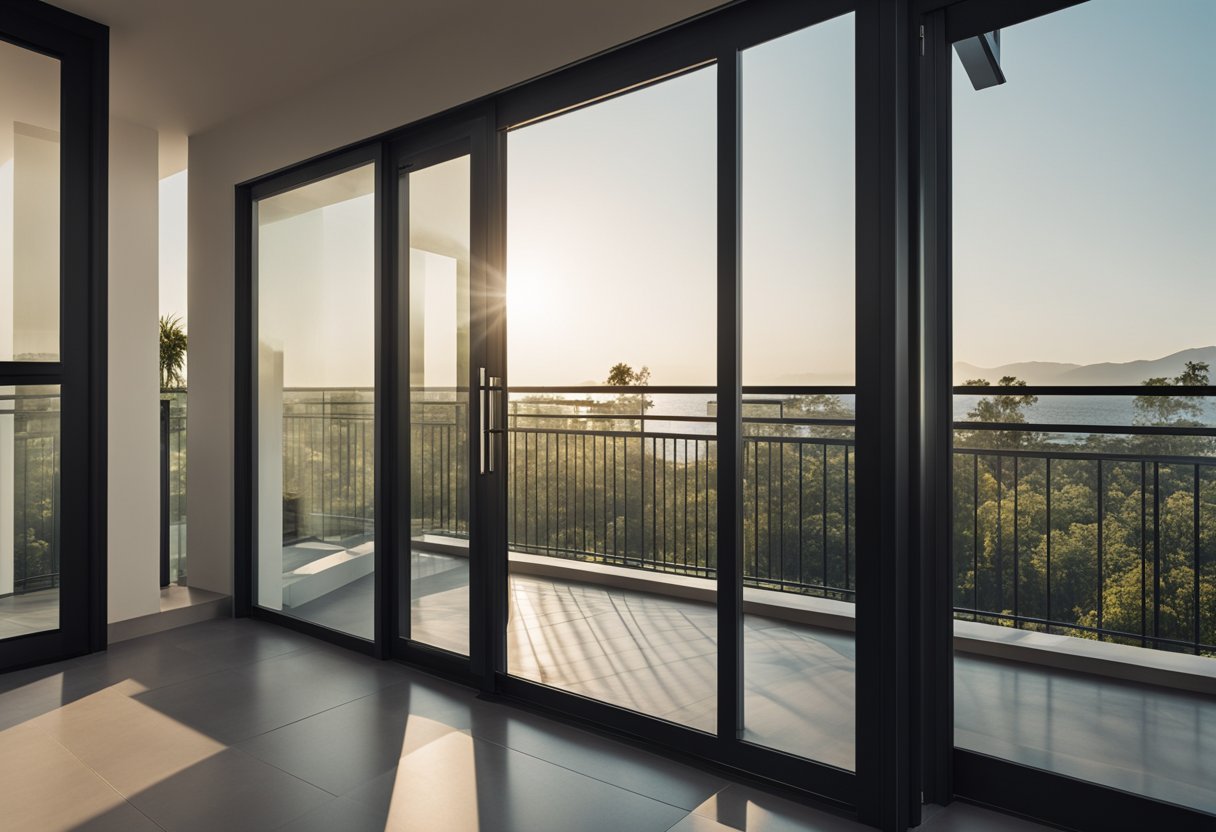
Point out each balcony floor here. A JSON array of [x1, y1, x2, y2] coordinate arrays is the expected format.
[[271, 551, 1216, 816], [0, 588, 59, 640], [0, 617, 1058, 832]]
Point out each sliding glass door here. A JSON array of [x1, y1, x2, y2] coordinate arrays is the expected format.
[[504, 64, 720, 730], [0, 6, 106, 672], [401, 143, 474, 658], [929, 0, 1216, 825], [250, 155, 379, 643]]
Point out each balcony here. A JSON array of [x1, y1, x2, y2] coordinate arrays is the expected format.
[[260, 384, 1216, 813], [8, 384, 1212, 811]]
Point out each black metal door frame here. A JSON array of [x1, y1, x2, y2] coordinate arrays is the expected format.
[[0, 0, 108, 673], [234, 1, 937, 828], [235, 142, 385, 657], [386, 111, 500, 688]]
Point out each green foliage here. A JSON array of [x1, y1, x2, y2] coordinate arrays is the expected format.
[[958, 376, 1039, 449], [606, 363, 653, 416], [1133, 360, 1209, 426], [606, 363, 650, 387], [160, 315, 188, 391]]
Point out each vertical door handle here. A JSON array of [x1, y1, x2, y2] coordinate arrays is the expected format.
[[479, 368, 488, 474], [488, 376, 502, 475], [479, 369, 503, 475]]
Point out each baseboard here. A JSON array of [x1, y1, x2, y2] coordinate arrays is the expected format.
[[107, 585, 231, 644]]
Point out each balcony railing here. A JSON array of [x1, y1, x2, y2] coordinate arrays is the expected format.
[[160, 392, 187, 585], [14, 384, 1204, 656], [3, 388, 60, 596], [262, 385, 1216, 656]]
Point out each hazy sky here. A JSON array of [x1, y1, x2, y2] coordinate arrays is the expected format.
[[952, 0, 1215, 368], [507, 14, 855, 386], [507, 0, 1213, 382], [257, 1, 1213, 388]]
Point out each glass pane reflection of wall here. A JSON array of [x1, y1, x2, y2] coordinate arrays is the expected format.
[[407, 155, 472, 656], [255, 164, 376, 640]]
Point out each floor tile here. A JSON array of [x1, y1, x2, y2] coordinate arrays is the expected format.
[[125, 747, 329, 832], [466, 702, 727, 810], [237, 685, 459, 795], [273, 796, 388, 832], [690, 784, 870, 832], [0, 722, 163, 832], [29, 685, 226, 796], [131, 643, 408, 744], [344, 730, 689, 831]]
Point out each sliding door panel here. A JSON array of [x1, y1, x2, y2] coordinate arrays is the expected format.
[[1, 5, 105, 669], [949, 0, 1216, 817], [254, 163, 377, 641], [740, 11, 856, 769], [1, 38, 61, 643], [505, 66, 719, 731], [405, 153, 473, 656]]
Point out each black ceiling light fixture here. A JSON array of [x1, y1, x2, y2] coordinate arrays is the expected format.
[[956, 30, 1006, 90]]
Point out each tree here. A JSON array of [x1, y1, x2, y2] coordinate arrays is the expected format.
[[1133, 360, 1209, 426], [605, 363, 653, 415], [160, 315, 188, 391], [606, 362, 651, 388], [960, 376, 1038, 449]]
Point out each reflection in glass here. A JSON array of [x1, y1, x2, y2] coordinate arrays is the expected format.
[[407, 156, 472, 655], [255, 165, 376, 640], [0, 386, 60, 639], [1, 41, 60, 361], [506, 67, 718, 730], [740, 13, 856, 769]]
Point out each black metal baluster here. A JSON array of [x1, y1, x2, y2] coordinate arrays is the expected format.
[[1097, 459, 1104, 640], [1153, 461, 1160, 644], [974, 452, 979, 618], [1046, 456, 1052, 631], [822, 443, 828, 592], [1141, 460, 1147, 647], [1194, 463, 1201, 655], [1013, 455, 1019, 629]]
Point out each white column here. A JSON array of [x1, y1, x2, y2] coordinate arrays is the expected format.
[[106, 117, 162, 624]]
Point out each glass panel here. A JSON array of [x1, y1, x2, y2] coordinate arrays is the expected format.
[[0, 385, 60, 639], [506, 66, 717, 731], [952, 0, 1216, 815], [740, 13, 856, 769], [255, 164, 376, 640], [407, 155, 472, 655], [166, 391, 187, 584], [1, 40, 60, 361]]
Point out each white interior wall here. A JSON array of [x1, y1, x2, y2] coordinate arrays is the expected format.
[[186, 1, 721, 595], [107, 116, 161, 624]]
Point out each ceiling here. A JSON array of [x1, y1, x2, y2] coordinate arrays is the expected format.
[[50, 1, 724, 146]]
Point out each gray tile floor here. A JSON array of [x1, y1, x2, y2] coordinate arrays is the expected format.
[[259, 551, 1216, 815], [0, 618, 1055, 832]]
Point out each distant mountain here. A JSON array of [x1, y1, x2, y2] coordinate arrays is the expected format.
[[954, 347, 1216, 386], [953, 360, 1079, 386]]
